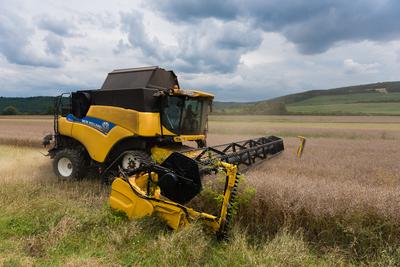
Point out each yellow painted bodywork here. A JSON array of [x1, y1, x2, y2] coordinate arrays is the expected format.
[[87, 105, 163, 137], [296, 136, 306, 158], [109, 161, 238, 232], [109, 178, 154, 219], [170, 85, 214, 99], [70, 123, 133, 162], [57, 105, 206, 163], [151, 145, 204, 164], [173, 135, 205, 142], [151, 146, 175, 164], [172, 89, 214, 99], [58, 117, 73, 136]]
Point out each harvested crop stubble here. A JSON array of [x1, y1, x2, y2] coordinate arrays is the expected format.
[[0, 145, 107, 219], [209, 121, 400, 140], [0, 117, 52, 146], [0, 145, 48, 182], [210, 115, 400, 123]]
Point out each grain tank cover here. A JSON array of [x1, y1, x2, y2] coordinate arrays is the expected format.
[[100, 66, 179, 91]]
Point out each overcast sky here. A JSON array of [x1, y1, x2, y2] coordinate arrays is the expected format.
[[0, 0, 399, 101]]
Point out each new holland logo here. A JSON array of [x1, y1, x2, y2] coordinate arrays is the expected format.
[[102, 121, 110, 132], [67, 114, 115, 134]]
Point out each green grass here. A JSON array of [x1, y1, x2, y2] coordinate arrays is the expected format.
[[0, 179, 346, 266], [1, 174, 399, 266], [213, 83, 400, 115], [287, 102, 400, 115], [289, 93, 400, 106], [2, 178, 400, 266], [2, 134, 400, 266], [214, 93, 400, 116], [286, 92, 400, 116]]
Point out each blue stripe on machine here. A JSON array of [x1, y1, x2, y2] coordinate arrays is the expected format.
[[66, 114, 116, 134]]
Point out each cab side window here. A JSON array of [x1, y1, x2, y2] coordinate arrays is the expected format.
[[181, 99, 202, 134], [162, 96, 183, 133]]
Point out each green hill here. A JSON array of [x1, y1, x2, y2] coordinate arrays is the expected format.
[[0, 96, 55, 115], [213, 81, 400, 115], [1, 81, 400, 115]]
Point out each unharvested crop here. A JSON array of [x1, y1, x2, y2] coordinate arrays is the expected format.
[[1, 115, 400, 265]]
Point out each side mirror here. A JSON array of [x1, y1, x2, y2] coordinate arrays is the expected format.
[[153, 91, 165, 97]]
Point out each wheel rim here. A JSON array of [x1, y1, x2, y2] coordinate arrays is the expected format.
[[122, 153, 142, 170], [58, 157, 73, 177]]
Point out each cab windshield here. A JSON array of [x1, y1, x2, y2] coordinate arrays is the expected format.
[[162, 96, 210, 135]]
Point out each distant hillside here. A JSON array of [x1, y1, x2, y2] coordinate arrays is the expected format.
[[1, 81, 400, 115], [213, 81, 400, 115], [0, 96, 55, 115]]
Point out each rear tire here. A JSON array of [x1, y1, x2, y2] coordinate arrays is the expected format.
[[53, 149, 87, 180]]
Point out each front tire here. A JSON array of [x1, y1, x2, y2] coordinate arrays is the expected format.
[[53, 149, 87, 180], [121, 150, 151, 170]]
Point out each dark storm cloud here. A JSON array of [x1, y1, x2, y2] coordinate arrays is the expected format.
[[0, 10, 61, 67], [174, 20, 262, 73], [150, 0, 400, 54], [153, 0, 237, 21], [37, 15, 78, 37], [119, 11, 262, 73]]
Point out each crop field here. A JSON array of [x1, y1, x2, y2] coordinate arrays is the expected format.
[[1, 115, 400, 266], [286, 92, 400, 115], [0, 116, 52, 147], [287, 102, 400, 115], [289, 92, 400, 106]]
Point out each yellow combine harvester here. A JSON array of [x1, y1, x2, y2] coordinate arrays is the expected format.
[[44, 66, 286, 238]]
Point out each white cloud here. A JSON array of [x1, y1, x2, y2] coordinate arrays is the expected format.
[[117, 12, 263, 73], [396, 49, 400, 63], [343, 59, 379, 75], [0, 0, 399, 101], [44, 34, 65, 56]]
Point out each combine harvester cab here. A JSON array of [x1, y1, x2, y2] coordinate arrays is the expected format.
[[43, 66, 285, 238]]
